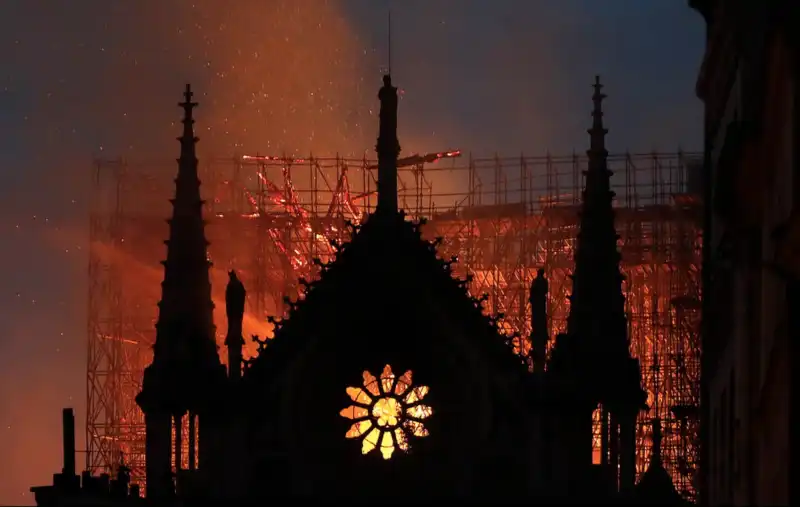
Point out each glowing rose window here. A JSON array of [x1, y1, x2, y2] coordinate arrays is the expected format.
[[340, 365, 432, 460]]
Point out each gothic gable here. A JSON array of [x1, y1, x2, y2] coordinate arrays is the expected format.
[[240, 211, 530, 496], [245, 212, 525, 383]]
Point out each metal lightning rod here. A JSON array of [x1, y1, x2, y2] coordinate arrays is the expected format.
[[388, 8, 392, 75]]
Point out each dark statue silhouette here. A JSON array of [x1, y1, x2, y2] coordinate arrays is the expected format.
[[529, 268, 549, 371], [225, 271, 246, 323], [225, 270, 246, 382]]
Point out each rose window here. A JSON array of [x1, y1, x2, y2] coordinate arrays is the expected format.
[[340, 365, 432, 460]]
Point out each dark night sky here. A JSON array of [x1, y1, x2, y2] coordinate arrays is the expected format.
[[0, 0, 704, 503]]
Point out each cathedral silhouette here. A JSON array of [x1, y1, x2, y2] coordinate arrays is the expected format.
[[31, 75, 687, 504]]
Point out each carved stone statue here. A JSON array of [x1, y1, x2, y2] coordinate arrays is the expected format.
[[226, 270, 246, 324], [529, 268, 549, 370], [225, 270, 246, 381]]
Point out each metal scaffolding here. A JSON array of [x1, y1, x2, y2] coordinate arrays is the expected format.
[[86, 151, 702, 500]]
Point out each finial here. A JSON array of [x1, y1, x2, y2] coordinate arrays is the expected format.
[[588, 75, 608, 152], [179, 83, 198, 120], [178, 84, 199, 148], [592, 75, 607, 115], [592, 75, 605, 99]]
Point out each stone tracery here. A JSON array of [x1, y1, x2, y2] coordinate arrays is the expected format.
[[340, 365, 432, 460]]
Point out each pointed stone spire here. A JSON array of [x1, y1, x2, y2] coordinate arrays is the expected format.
[[136, 84, 222, 498], [549, 76, 647, 496], [565, 76, 638, 400], [139, 84, 220, 414], [159, 83, 216, 363], [375, 75, 400, 214]]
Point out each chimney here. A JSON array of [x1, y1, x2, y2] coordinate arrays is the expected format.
[[62, 408, 76, 477]]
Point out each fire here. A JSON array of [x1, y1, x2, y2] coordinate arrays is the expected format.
[[89, 240, 273, 350], [88, 151, 701, 500]]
